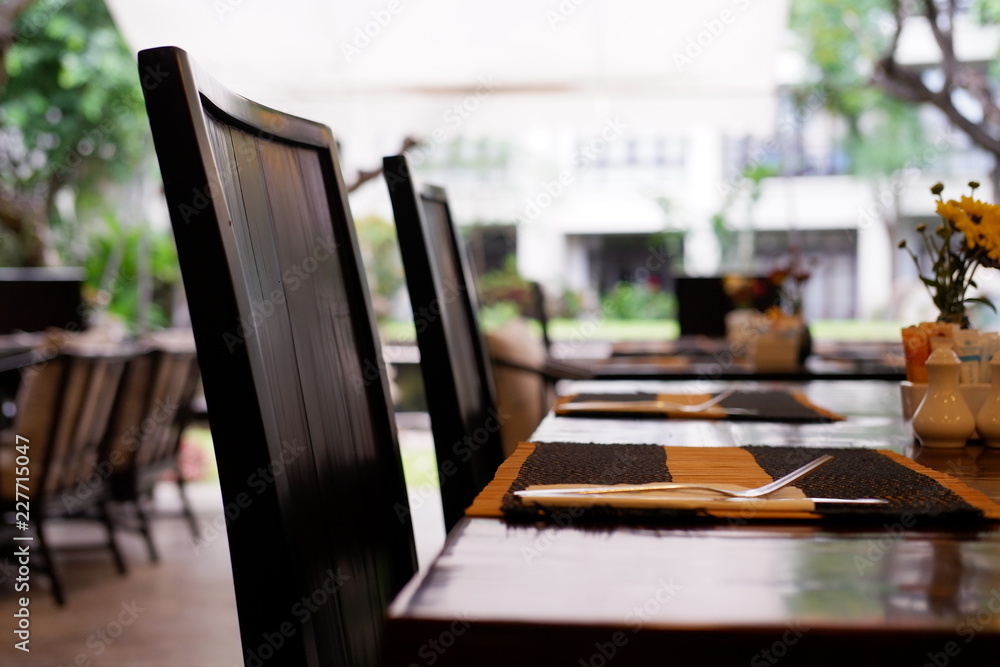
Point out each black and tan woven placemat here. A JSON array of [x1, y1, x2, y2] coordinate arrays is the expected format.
[[559, 389, 844, 422], [466, 442, 1000, 525]]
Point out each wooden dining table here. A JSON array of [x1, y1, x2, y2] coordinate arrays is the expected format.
[[382, 379, 1000, 666]]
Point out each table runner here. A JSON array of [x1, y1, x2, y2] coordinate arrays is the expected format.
[[466, 442, 1000, 525], [555, 388, 845, 422]]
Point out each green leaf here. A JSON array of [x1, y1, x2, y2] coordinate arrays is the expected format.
[[965, 296, 997, 312]]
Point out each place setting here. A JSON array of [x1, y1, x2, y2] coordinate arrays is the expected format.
[[553, 386, 845, 422], [466, 441, 1000, 525]]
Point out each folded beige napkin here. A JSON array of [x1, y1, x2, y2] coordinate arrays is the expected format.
[[517, 483, 816, 512]]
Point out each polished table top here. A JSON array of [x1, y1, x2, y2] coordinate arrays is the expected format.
[[383, 380, 1000, 666]]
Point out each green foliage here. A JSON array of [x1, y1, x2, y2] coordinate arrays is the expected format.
[[81, 214, 179, 331], [559, 288, 582, 318], [599, 282, 674, 321], [478, 301, 520, 331], [1, 0, 150, 192], [477, 255, 533, 311], [0, 0, 167, 325], [973, 0, 1000, 24], [789, 0, 933, 176], [354, 215, 404, 320]]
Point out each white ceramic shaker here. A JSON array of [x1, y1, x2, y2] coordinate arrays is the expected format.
[[912, 347, 975, 448]]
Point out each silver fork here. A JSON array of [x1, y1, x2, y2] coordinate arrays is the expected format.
[[657, 387, 737, 412], [515, 454, 834, 499]]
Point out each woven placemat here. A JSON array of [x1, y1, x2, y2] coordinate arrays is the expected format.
[[465, 442, 1000, 525], [561, 389, 844, 422]]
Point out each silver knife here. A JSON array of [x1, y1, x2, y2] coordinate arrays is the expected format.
[[803, 498, 888, 504]]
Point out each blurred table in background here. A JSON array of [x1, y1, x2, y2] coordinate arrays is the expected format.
[[589, 337, 904, 381]]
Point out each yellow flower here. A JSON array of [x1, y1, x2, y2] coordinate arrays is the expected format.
[[956, 196, 1000, 259], [939, 200, 977, 249], [958, 196, 1000, 223], [899, 183, 1000, 323]]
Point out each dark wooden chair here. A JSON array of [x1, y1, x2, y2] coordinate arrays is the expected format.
[[141, 46, 416, 666], [383, 154, 506, 531], [1, 345, 129, 605], [105, 338, 201, 561], [529, 280, 553, 353]]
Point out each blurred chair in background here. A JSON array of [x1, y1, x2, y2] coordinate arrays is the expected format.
[[1, 344, 129, 605], [105, 333, 201, 561]]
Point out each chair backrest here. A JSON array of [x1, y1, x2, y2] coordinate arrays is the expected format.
[[529, 280, 553, 353], [383, 154, 504, 531], [6, 347, 126, 509], [105, 342, 200, 494], [134, 346, 198, 473], [105, 349, 158, 479], [140, 46, 416, 667], [1, 357, 66, 504]]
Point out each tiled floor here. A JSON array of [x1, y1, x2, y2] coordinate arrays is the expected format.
[[0, 420, 445, 666]]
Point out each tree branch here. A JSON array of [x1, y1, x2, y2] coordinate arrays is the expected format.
[[873, 2, 1000, 158], [345, 136, 419, 193]]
